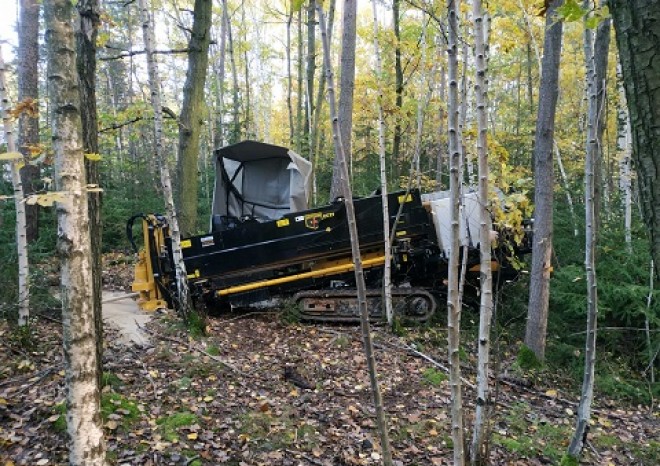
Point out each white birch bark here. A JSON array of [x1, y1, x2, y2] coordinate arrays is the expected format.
[[43, 1, 106, 463], [413, 19, 429, 189], [370, 0, 394, 326], [554, 140, 579, 237], [470, 0, 493, 462], [567, 3, 599, 457], [0, 48, 30, 327], [138, 0, 192, 315], [318, 6, 393, 464], [447, 0, 465, 464], [617, 64, 633, 249]]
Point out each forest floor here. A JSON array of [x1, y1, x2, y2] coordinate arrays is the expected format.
[[0, 255, 658, 465]]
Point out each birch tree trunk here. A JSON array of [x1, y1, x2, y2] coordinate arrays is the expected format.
[[177, 0, 212, 237], [525, 0, 564, 361], [554, 140, 579, 237], [304, 0, 316, 159], [18, 0, 40, 243], [318, 6, 393, 464], [44, 1, 106, 463], [330, 0, 357, 202], [138, 0, 193, 317], [470, 0, 493, 462], [75, 0, 103, 387], [617, 65, 633, 249], [286, 7, 294, 145], [447, 1, 465, 463], [371, 0, 394, 326], [567, 4, 599, 457], [0, 48, 30, 327], [227, 7, 240, 144]]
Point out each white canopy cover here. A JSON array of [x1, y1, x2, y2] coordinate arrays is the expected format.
[[211, 140, 312, 223]]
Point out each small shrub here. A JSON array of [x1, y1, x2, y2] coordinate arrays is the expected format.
[[422, 367, 447, 386], [517, 344, 542, 371]]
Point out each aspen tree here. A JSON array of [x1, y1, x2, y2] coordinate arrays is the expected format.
[[567, 1, 599, 457], [318, 5, 393, 464], [138, 0, 193, 317], [447, 0, 465, 463], [525, 0, 564, 360], [470, 0, 493, 462], [0, 48, 30, 327], [370, 0, 394, 325], [44, 0, 106, 463]]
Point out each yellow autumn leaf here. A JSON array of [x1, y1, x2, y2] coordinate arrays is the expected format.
[[545, 389, 558, 397], [187, 432, 198, 440], [85, 153, 102, 161], [0, 152, 22, 162], [25, 192, 68, 207]]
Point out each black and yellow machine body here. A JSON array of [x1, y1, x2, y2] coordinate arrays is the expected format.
[[128, 189, 524, 321]]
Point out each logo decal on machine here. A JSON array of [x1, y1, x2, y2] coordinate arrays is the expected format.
[[304, 212, 335, 230], [200, 235, 215, 247]]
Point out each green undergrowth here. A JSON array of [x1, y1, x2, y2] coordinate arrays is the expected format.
[[156, 411, 199, 442], [238, 409, 319, 452]]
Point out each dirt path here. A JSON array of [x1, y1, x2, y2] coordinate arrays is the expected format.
[[102, 291, 152, 346]]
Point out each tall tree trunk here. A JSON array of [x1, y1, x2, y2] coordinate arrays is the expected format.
[[138, 0, 193, 317], [617, 64, 633, 249], [470, 0, 493, 462], [329, 0, 357, 201], [318, 6, 393, 464], [304, 0, 316, 159], [177, 0, 212, 237], [567, 5, 599, 456], [525, 0, 564, 361], [75, 0, 103, 388], [371, 0, 394, 326], [436, 66, 447, 189], [17, 0, 40, 242], [447, 1, 465, 464], [0, 49, 30, 327], [214, 0, 228, 150], [593, 9, 611, 234], [609, 0, 660, 279], [227, 7, 240, 144], [296, 8, 304, 153], [44, 1, 106, 463], [392, 0, 404, 183], [286, 7, 294, 145]]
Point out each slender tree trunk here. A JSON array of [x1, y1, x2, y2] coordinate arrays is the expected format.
[[75, 0, 103, 387], [177, 0, 212, 237], [286, 7, 294, 145], [617, 64, 633, 249], [330, 0, 357, 201], [138, 0, 193, 317], [318, 6, 393, 464], [311, 0, 335, 204], [413, 20, 429, 190], [593, 9, 611, 235], [436, 66, 447, 189], [609, 1, 660, 282], [227, 7, 240, 144], [554, 140, 579, 237], [296, 8, 304, 153], [567, 5, 599, 456], [214, 0, 228, 149], [447, 1, 465, 464], [470, 0, 493, 462], [0, 49, 30, 327], [371, 0, 394, 326], [525, 0, 564, 361], [392, 0, 404, 183], [17, 0, 40, 243], [44, 1, 106, 463], [304, 0, 316, 159]]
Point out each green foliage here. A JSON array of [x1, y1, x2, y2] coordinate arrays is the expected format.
[[421, 367, 447, 386], [157, 411, 199, 442], [279, 299, 302, 325], [492, 402, 571, 462], [517, 344, 543, 371], [559, 454, 579, 466], [101, 393, 140, 427], [185, 310, 208, 338], [102, 371, 123, 388]]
